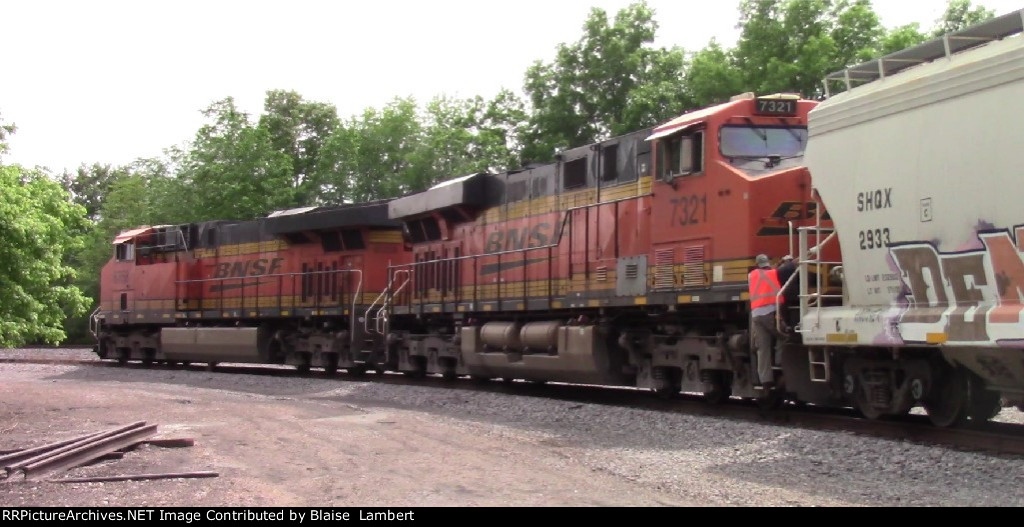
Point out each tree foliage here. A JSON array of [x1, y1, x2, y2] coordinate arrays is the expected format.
[[0, 112, 15, 160], [522, 1, 689, 161], [60, 163, 128, 221], [0, 164, 89, 347], [733, 0, 883, 98], [181, 97, 296, 221], [933, 0, 995, 36], [258, 90, 340, 205]]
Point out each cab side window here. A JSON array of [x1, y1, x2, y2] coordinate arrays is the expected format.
[[115, 243, 134, 261], [662, 130, 704, 179]]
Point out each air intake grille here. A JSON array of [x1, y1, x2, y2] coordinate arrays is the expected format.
[[683, 246, 706, 288], [654, 248, 675, 289]]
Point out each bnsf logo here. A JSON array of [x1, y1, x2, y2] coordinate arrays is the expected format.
[[485, 223, 552, 253], [211, 258, 284, 279]]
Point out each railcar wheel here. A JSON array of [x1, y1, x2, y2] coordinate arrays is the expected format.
[[968, 379, 1003, 422], [756, 390, 784, 411], [856, 396, 886, 420], [470, 375, 491, 384], [924, 368, 969, 428]]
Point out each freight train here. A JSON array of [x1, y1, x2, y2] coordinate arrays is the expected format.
[[91, 11, 1024, 427]]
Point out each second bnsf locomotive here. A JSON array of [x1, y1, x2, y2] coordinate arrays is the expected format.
[[93, 10, 1024, 427], [379, 91, 825, 402]]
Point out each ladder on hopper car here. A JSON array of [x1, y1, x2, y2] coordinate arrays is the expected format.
[[364, 269, 411, 335], [777, 193, 843, 383]]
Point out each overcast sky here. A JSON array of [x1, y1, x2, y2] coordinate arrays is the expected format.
[[3, 0, 1022, 174]]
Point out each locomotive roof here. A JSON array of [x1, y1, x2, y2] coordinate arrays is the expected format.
[[824, 9, 1024, 95], [389, 172, 500, 220], [647, 99, 740, 141], [263, 200, 399, 234]]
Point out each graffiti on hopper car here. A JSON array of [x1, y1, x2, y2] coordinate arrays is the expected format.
[[889, 225, 1024, 343]]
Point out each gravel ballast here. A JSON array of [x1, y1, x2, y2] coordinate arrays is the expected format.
[[2, 348, 1023, 506]]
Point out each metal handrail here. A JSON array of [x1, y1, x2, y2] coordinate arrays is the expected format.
[[88, 306, 101, 339], [375, 271, 412, 335], [794, 219, 842, 333], [174, 269, 363, 337], [364, 269, 410, 335]]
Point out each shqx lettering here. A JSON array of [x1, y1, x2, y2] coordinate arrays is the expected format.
[[857, 188, 893, 212], [485, 223, 551, 253], [890, 226, 1024, 343], [212, 257, 284, 279]]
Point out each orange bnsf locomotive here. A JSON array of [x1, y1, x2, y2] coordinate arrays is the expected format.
[[92, 201, 409, 374], [379, 92, 833, 401], [93, 92, 833, 404]]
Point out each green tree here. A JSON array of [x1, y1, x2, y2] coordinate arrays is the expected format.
[[0, 112, 15, 159], [258, 90, 340, 205], [933, 0, 995, 36], [181, 98, 295, 220], [734, 0, 882, 98], [521, 1, 688, 161], [682, 41, 744, 108], [60, 163, 128, 221], [877, 23, 928, 56], [420, 91, 527, 178], [317, 97, 425, 203], [0, 164, 89, 346]]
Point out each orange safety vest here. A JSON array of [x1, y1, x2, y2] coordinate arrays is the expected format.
[[748, 268, 782, 310]]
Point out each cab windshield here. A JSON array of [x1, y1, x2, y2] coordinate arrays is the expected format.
[[720, 125, 807, 171]]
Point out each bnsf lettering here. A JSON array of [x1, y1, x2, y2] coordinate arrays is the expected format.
[[857, 188, 892, 212], [213, 258, 284, 279], [485, 223, 551, 253]]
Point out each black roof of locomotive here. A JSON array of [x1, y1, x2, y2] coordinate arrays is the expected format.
[[388, 172, 503, 220], [263, 200, 399, 235]]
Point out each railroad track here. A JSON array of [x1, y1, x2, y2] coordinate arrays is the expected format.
[[4, 355, 1024, 456]]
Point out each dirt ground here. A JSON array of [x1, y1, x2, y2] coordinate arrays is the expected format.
[[0, 363, 691, 507]]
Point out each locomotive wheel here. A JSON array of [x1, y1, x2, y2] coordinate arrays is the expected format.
[[702, 373, 732, 405], [968, 379, 1003, 422], [348, 364, 368, 376], [324, 356, 339, 376], [470, 375, 491, 384], [654, 386, 678, 400], [924, 368, 969, 427], [441, 368, 458, 381]]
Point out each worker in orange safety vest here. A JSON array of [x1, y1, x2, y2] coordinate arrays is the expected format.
[[748, 254, 782, 392]]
